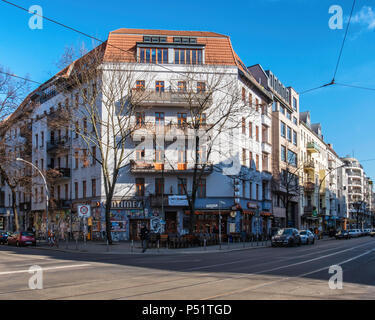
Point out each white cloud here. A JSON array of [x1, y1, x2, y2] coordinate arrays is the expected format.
[[351, 6, 375, 30]]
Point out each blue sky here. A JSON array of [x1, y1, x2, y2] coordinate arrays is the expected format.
[[1, 0, 374, 179]]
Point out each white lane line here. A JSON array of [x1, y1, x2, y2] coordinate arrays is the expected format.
[[184, 240, 373, 272], [201, 248, 375, 300], [0, 264, 91, 276]]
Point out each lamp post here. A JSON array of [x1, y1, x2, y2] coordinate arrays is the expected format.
[[16, 157, 49, 241], [218, 200, 225, 250]]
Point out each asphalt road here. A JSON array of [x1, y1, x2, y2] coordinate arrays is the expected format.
[[0, 236, 374, 300]]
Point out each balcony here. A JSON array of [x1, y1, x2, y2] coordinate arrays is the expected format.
[[19, 202, 31, 211], [47, 167, 71, 179], [304, 181, 315, 193], [49, 199, 71, 209], [306, 142, 320, 153], [130, 89, 213, 107], [261, 142, 272, 154], [303, 205, 317, 216], [130, 160, 213, 175], [47, 137, 70, 153], [149, 194, 172, 207], [261, 114, 272, 127], [304, 160, 315, 172]]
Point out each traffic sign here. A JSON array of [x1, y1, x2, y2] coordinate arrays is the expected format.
[[78, 205, 91, 217]]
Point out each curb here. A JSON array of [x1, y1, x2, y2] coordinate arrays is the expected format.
[[28, 243, 271, 255]]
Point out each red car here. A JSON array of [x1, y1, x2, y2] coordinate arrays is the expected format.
[[7, 231, 36, 247]]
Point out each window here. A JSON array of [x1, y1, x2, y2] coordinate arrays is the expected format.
[[242, 117, 246, 134], [65, 184, 68, 199], [155, 81, 165, 93], [136, 80, 145, 90], [178, 149, 186, 163], [135, 178, 144, 196], [256, 154, 259, 171], [155, 178, 164, 196], [139, 48, 168, 64], [272, 101, 277, 112], [41, 158, 44, 170], [177, 81, 186, 92], [155, 112, 165, 126], [256, 184, 259, 201], [256, 126, 259, 142], [136, 112, 145, 128], [35, 134, 38, 149], [293, 97, 297, 110], [255, 98, 259, 112], [242, 88, 246, 102], [281, 145, 286, 162], [82, 149, 88, 167], [280, 121, 286, 137], [174, 49, 202, 65], [178, 178, 187, 195], [249, 93, 253, 107], [41, 131, 44, 148], [82, 180, 86, 198], [286, 111, 291, 121], [249, 151, 253, 168], [288, 150, 297, 167], [75, 182, 78, 199], [155, 146, 164, 162], [57, 185, 61, 200], [197, 82, 206, 93], [91, 146, 96, 165], [280, 105, 285, 115], [242, 180, 246, 198], [287, 126, 292, 141], [293, 117, 297, 125], [198, 113, 206, 125], [249, 122, 253, 138], [293, 130, 297, 146], [177, 113, 187, 127], [242, 148, 246, 166], [249, 182, 252, 199], [262, 153, 269, 172], [75, 152, 79, 169], [197, 179, 206, 198], [34, 188, 38, 203]]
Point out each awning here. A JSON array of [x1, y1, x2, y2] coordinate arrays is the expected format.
[[261, 212, 272, 216], [243, 210, 255, 215]]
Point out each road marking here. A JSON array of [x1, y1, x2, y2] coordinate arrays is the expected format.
[[184, 240, 373, 272], [201, 248, 375, 299], [0, 264, 91, 276]]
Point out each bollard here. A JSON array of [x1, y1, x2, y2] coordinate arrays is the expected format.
[[75, 238, 78, 250], [157, 240, 160, 253], [204, 239, 207, 251], [106, 239, 109, 252], [227, 238, 230, 249], [66, 236, 68, 249]]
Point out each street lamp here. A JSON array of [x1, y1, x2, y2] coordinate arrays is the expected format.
[[218, 200, 225, 250], [16, 157, 49, 240]]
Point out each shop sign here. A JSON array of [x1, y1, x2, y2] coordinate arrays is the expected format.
[[110, 200, 143, 209], [247, 202, 258, 209], [168, 195, 188, 206], [206, 204, 218, 209]]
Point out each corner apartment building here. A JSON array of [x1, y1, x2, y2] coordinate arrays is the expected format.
[[26, 28, 274, 240]]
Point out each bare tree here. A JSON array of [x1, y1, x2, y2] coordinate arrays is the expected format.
[[0, 66, 31, 231]]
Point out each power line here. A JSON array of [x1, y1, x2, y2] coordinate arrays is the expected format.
[[335, 82, 375, 92], [0, 70, 42, 85], [299, 80, 336, 95], [332, 0, 356, 81]]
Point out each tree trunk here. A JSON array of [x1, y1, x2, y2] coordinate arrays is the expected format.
[[105, 193, 113, 244], [11, 188, 19, 232]]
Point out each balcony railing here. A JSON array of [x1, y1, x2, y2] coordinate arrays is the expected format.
[[304, 181, 315, 193], [130, 89, 213, 107], [306, 142, 320, 153], [47, 166, 71, 179], [49, 199, 71, 209], [130, 160, 213, 174], [47, 137, 70, 152], [304, 160, 315, 171]]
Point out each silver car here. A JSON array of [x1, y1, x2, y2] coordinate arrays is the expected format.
[[299, 230, 316, 245]]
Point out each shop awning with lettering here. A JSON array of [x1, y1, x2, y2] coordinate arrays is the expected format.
[[184, 210, 230, 215]]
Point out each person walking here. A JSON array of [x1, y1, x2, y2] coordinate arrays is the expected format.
[[140, 224, 150, 253]]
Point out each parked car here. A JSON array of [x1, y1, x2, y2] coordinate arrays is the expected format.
[[370, 229, 375, 237], [348, 229, 360, 238], [335, 230, 351, 240], [299, 230, 315, 245], [0, 231, 11, 244], [271, 228, 301, 247], [7, 231, 36, 247], [364, 229, 371, 236]]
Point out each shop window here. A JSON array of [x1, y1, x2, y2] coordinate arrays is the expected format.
[[197, 179, 206, 198], [135, 178, 145, 196]]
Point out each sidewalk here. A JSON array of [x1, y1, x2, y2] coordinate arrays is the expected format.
[[32, 239, 271, 255]]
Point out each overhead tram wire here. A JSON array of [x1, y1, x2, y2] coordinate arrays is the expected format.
[[335, 82, 375, 92], [0, 70, 42, 85], [332, 0, 356, 83]]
